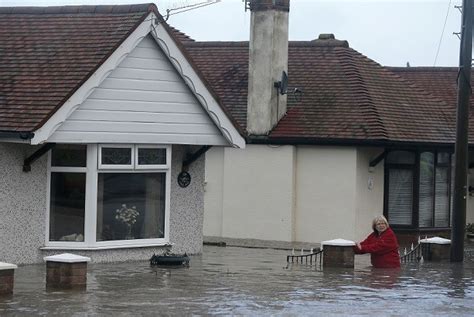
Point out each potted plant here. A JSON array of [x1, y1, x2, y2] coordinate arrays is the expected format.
[[115, 204, 139, 240], [466, 223, 474, 241]]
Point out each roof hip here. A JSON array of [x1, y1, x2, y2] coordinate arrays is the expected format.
[[337, 48, 388, 140]]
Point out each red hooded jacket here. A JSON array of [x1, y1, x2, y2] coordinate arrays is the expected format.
[[354, 227, 400, 268]]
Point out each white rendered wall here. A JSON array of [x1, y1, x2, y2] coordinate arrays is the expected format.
[[294, 146, 358, 243], [468, 199, 474, 225], [203, 147, 225, 237], [218, 145, 295, 241], [467, 170, 474, 224], [204, 145, 368, 243], [354, 148, 385, 242]]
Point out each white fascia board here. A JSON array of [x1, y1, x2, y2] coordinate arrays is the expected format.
[[32, 12, 245, 149], [149, 21, 245, 149]]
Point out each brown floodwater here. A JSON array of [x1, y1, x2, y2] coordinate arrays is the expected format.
[[1, 245, 474, 316]]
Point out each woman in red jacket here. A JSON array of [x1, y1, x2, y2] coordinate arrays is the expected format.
[[354, 215, 400, 268]]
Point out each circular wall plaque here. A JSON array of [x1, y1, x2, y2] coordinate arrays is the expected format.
[[177, 171, 191, 188]]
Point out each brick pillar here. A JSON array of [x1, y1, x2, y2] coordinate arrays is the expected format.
[[0, 262, 17, 296], [44, 253, 90, 289], [420, 237, 451, 261], [322, 239, 355, 268]]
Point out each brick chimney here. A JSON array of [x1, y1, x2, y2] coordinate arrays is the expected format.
[[247, 0, 289, 136]]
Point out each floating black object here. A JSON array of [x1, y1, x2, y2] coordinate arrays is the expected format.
[[150, 252, 190, 266]]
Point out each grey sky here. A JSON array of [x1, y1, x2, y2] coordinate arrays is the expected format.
[[0, 0, 464, 66]]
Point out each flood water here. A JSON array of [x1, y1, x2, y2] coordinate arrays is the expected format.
[[1, 245, 474, 316]]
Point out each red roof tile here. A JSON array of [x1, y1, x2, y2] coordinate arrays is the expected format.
[[185, 40, 455, 145], [389, 67, 474, 142]]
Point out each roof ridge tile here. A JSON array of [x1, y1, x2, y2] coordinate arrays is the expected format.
[[0, 3, 155, 15]]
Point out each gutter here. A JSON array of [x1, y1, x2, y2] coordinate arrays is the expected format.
[[246, 136, 460, 150], [0, 131, 34, 141]]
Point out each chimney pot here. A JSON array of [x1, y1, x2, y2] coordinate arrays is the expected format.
[[318, 33, 335, 40]]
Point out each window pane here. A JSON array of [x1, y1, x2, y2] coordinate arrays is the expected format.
[[388, 169, 413, 225], [51, 144, 87, 167], [386, 151, 415, 164], [49, 172, 85, 241], [138, 148, 166, 165], [437, 152, 450, 165], [101, 147, 132, 165], [97, 173, 166, 241], [419, 152, 434, 227], [435, 167, 450, 227]]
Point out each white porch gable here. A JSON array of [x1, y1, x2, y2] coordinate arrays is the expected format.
[[32, 13, 244, 148]]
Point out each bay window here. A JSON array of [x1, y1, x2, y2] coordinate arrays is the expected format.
[[47, 144, 170, 248], [385, 150, 452, 229]]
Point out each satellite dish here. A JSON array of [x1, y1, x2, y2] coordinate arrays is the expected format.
[[274, 71, 288, 95], [280, 71, 288, 95]]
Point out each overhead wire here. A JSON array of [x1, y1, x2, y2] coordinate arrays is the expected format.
[[433, 0, 454, 66], [164, 0, 221, 20]]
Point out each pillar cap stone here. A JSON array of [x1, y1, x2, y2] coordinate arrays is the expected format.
[[44, 253, 91, 263], [321, 239, 355, 247], [420, 237, 451, 245], [0, 262, 17, 270]]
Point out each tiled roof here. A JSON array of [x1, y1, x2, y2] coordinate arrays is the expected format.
[[185, 40, 456, 145], [0, 4, 151, 132], [389, 67, 474, 143], [0, 4, 459, 146], [0, 3, 194, 133]]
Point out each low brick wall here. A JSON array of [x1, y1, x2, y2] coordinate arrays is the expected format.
[[46, 262, 87, 289], [395, 229, 451, 246], [323, 245, 354, 268], [422, 244, 451, 261], [0, 269, 14, 295]]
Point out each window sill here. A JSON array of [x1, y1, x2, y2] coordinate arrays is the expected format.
[[41, 242, 172, 251]]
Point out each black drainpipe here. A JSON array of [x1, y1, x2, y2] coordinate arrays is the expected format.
[[177, 145, 212, 188]]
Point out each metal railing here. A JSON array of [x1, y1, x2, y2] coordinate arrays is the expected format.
[[400, 238, 427, 263], [286, 248, 323, 267], [286, 240, 427, 266]]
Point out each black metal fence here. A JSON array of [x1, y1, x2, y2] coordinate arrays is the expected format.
[[286, 241, 427, 267], [286, 248, 323, 267], [400, 242, 427, 263]]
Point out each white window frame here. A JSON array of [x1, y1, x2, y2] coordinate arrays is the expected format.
[[46, 145, 89, 248], [135, 145, 170, 170], [45, 144, 171, 250], [98, 144, 134, 170]]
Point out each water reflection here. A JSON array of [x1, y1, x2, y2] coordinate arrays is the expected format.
[[1, 246, 474, 316]]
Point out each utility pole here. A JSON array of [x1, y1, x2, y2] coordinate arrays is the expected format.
[[451, 0, 473, 262]]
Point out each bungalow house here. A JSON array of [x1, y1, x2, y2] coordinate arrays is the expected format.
[[179, 0, 474, 245], [0, 4, 244, 264]]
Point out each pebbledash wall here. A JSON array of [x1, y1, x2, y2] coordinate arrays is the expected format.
[[0, 143, 47, 265], [0, 143, 204, 264]]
